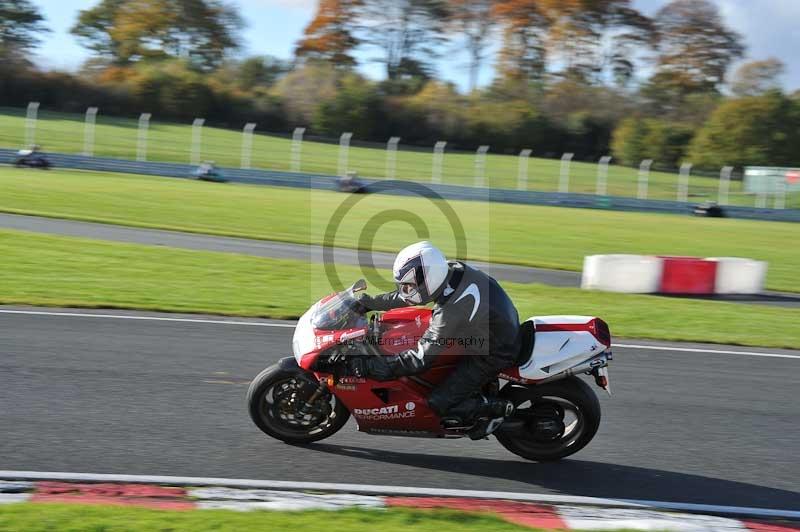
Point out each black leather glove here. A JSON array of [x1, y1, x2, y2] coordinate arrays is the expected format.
[[352, 294, 370, 315], [345, 356, 394, 381], [345, 357, 367, 378]]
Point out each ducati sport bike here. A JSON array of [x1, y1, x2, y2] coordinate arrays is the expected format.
[[247, 279, 613, 461]]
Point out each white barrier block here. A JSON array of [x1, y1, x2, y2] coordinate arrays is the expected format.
[[582, 255, 663, 293], [708, 257, 768, 294]]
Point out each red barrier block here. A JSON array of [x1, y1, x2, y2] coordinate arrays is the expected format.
[[659, 256, 718, 295]]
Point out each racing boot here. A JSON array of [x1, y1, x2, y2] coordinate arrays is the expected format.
[[466, 396, 514, 440], [440, 396, 514, 438]]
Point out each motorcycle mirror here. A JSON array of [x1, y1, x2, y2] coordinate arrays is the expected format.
[[351, 279, 367, 293]]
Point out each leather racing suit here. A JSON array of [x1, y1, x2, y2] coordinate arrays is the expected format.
[[357, 261, 522, 420]]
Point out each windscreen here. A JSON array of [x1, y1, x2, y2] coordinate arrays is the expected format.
[[311, 288, 365, 331]]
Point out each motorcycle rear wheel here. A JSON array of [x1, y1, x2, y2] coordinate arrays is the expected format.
[[496, 376, 601, 462], [247, 364, 350, 444]]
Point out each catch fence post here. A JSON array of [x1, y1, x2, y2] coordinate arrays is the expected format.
[[25, 101, 39, 147], [240, 122, 256, 169], [517, 149, 532, 190], [596, 155, 612, 196], [559, 153, 574, 193], [386, 136, 400, 179], [718, 166, 733, 206], [474, 145, 489, 187], [678, 162, 692, 202], [191, 118, 205, 166], [774, 176, 786, 210], [638, 159, 653, 200], [338, 132, 352, 177], [136, 113, 151, 162], [83, 107, 98, 156], [291, 127, 305, 172], [432, 141, 446, 184]]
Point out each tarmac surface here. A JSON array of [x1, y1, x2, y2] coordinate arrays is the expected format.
[[2, 307, 798, 511]]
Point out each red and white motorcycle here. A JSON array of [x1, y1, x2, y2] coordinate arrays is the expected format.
[[248, 279, 613, 461]]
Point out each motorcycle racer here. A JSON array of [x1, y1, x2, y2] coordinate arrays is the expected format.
[[348, 241, 521, 438]]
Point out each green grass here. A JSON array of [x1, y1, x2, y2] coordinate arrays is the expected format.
[[2, 228, 800, 348], [1, 167, 798, 293], [2, 106, 792, 207], [0, 503, 535, 532]]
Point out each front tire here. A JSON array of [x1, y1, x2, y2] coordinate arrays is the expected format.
[[495, 376, 601, 462], [247, 363, 350, 444]]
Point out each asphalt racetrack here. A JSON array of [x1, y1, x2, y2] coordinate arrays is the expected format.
[[1, 307, 798, 512]]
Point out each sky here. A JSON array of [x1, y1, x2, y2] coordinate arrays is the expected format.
[[31, 0, 800, 91]]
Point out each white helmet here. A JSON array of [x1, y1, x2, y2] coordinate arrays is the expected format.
[[392, 241, 449, 304]]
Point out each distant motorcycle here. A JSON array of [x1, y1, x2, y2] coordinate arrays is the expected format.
[[336, 172, 366, 193], [15, 147, 51, 169], [248, 279, 613, 461]]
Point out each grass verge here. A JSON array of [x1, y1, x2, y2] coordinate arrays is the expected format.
[[1, 228, 799, 348], [0, 167, 798, 293], [0, 503, 534, 532], [0, 106, 780, 206]]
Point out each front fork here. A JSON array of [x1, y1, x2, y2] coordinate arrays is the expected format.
[[296, 377, 331, 420]]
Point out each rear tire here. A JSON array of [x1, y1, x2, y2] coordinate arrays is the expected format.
[[247, 364, 350, 444], [495, 376, 601, 462]]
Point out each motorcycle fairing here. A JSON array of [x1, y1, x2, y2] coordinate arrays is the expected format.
[[292, 294, 610, 437], [504, 316, 611, 383]]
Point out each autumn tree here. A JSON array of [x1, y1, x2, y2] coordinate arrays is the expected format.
[[295, 0, 361, 67], [493, 0, 549, 84], [493, 1, 652, 86], [357, 0, 449, 80], [652, 0, 744, 91], [446, 0, 497, 92], [71, 0, 242, 69], [731, 58, 785, 97], [545, 0, 653, 85], [0, 0, 48, 62]]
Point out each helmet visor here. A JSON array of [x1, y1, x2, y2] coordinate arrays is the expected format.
[[398, 281, 420, 302]]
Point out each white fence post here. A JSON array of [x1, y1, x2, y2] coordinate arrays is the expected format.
[[136, 113, 151, 162], [678, 162, 692, 202], [432, 141, 446, 183], [83, 107, 98, 156], [559, 153, 573, 193], [338, 132, 353, 177], [24, 101, 39, 147], [718, 166, 733, 206], [638, 159, 653, 200], [240, 122, 256, 169], [517, 149, 532, 190], [290, 127, 305, 172], [474, 145, 489, 187], [386, 136, 400, 179], [596, 155, 612, 196], [755, 187, 768, 208], [774, 177, 786, 210], [190, 118, 205, 165]]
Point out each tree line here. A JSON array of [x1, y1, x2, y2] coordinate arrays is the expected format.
[[0, 0, 797, 170]]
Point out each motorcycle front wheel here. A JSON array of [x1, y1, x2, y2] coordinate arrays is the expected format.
[[247, 364, 350, 444], [495, 376, 601, 462]]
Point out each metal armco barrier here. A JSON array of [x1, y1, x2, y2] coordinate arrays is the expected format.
[[2, 149, 798, 223]]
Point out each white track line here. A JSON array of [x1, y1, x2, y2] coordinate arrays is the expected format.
[[1, 309, 797, 359], [614, 343, 800, 360], [1, 471, 798, 520], [0, 309, 294, 328]]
